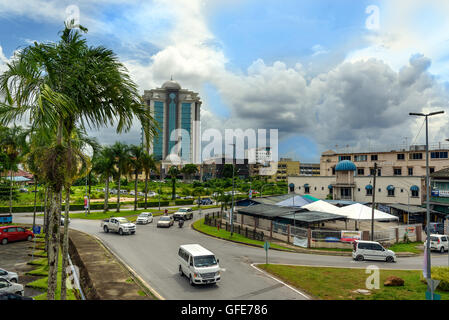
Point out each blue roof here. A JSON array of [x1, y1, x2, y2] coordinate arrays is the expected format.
[[365, 184, 373, 190], [410, 185, 419, 191], [289, 183, 295, 187], [276, 195, 314, 207], [387, 185, 395, 191], [328, 184, 333, 189], [335, 160, 356, 171]]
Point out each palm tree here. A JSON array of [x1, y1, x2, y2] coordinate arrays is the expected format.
[[128, 145, 145, 211], [181, 164, 198, 183], [92, 146, 116, 212], [111, 142, 130, 212], [0, 22, 156, 300], [167, 166, 179, 200], [141, 152, 157, 209]]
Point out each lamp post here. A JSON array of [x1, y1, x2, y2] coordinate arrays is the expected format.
[[409, 110, 445, 295], [229, 143, 236, 237]]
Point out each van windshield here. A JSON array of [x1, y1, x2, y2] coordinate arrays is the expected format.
[[194, 255, 217, 267]]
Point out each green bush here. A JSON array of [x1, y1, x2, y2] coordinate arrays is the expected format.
[[174, 199, 194, 205]]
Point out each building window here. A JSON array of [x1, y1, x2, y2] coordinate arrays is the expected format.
[[340, 188, 351, 199], [394, 168, 402, 176], [358, 188, 360, 192], [410, 153, 423, 160], [431, 151, 448, 159], [339, 155, 351, 161], [371, 155, 378, 161], [332, 167, 336, 175], [430, 167, 435, 174], [397, 154, 405, 160], [408, 167, 413, 176], [357, 168, 365, 175], [412, 190, 419, 197], [354, 155, 367, 162], [370, 168, 381, 176], [388, 189, 395, 197], [305, 187, 310, 194], [366, 189, 373, 196]]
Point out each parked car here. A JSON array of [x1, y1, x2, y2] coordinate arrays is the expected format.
[[0, 278, 24, 296], [147, 191, 157, 197], [101, 217, 136, 235], [0, 226, 34, 245], [157, 216, 174, 228], [138, 192, 145, 197], [110, 189, 118, 195], [136, 212, 153, 224], [0, 268, 18, 283], [129, 190, 135, 196], [426, 222, 445, 235], [197, 198, 213, 205], [173, 208, 193, 221], [426, 234, 449, 253], [352, 240, 396, 262], [19, 188, 28, 193], [178, 244, 221, 286], [0, 292, 33, 300]]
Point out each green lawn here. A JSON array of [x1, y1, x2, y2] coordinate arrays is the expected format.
[[388, 242, 423, 254], [258, 264, 449, 300], [192, 218, 293, 251]]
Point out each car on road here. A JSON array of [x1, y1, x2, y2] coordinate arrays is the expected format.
[[173, 208, 193, 221], [352, 240, 396, 262], [60, 216, 70, 226], [157, 216, 174, 228], [101, 217, 136, 235], [136, 212, 153, 224], [0, 278, 24, 296], [147, 191, 157, 197], [0, 268, 18, 283], [197, 198, 213, 205], [0, 226, 34, 245], [178, 244, 221, 286], [426, 234, 449, 253]]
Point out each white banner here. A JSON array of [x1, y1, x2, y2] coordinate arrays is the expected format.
[[293, 236, 308, 248]]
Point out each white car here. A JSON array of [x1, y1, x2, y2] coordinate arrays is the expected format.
[[136, 212, 153, 224], [157, 216, 174, 228], [173, 208, 193, 221], [101, 217, 136, 235], [352, 240, 396, 262], [147, 191, 157, 197], [60, 216, 71, 226], [0, 268, 18, 283], [426, 234, 449, 253], [0, 278, 24, 296]]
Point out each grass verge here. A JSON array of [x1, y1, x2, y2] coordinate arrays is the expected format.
[[192, 218, 293, 251], [258, 264, 449, 300], [388, 242, 423, 254]]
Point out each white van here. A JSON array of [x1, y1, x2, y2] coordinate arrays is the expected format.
[[352, 240, 396, 262], [178, 244, 221, 286]]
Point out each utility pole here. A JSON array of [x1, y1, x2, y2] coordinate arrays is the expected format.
[[230, 143, 236, 237], [371, 162, 377, 241], [410, 110, 444, 296]]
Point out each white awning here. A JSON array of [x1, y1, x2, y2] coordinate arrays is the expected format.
[[338, 203, 399, 221], [301, 200, 344, 215]]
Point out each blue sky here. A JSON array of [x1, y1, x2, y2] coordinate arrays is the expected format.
[[1, 0, 449, 163]]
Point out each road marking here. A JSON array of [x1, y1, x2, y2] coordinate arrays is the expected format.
[[254, 262, 422, 271], [250, 263, 311, 300]]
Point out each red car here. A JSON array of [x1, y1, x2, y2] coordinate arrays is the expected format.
[[0, 226, 34, 245]]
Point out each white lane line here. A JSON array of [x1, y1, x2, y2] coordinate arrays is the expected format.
[[261, 262, 422, 271], [250, 263, 311, 300]]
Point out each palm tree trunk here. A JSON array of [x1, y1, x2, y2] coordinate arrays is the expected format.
[[32, 178, 38, 230], [134, 170, 138, 211], [61, 186, 71, 300], [47, 189, 61, 300], [117, 171, 121, 212], [172, 178, 176, 200], [44, 188, 49, 252], [9, 169, 13, 215], [144, 171, 149, 209], [104, 175, 109, 212]]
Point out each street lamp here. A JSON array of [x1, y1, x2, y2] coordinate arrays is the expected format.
[[409, 110, 445, 296]]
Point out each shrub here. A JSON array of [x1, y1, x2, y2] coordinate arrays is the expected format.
[[432, 266, 449, 291]]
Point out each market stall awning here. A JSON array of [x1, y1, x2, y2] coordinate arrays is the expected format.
[[338, 203, 399, 221]]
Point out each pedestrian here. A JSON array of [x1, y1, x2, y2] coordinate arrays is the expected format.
[[164, 209, 168, 216]]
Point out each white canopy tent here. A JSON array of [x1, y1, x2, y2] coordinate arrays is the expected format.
[[301, 200, 343, 215], [338, 203, 399, 221]]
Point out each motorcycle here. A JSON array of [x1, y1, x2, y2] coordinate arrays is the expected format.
[[178, 218, 184, 228]]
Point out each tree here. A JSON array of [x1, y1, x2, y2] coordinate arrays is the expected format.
[[181, 164, 198, 183], [141, 153, 156, 209], [128, 145, 145, 211], [0, 22, 156, 300], [92, 146, 116, 212], [167, 166, 179, 200], [111, 142, 130, 212]]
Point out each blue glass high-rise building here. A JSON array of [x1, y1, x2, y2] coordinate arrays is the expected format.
[[142, 80, 202, 164]]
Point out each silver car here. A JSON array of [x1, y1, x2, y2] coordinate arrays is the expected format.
[[0, 278, 24, 296], [157, 216, 174, 228], [0, 268, 18, 283]]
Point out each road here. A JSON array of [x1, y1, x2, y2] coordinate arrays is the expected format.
[[12, 210, 449, 300]]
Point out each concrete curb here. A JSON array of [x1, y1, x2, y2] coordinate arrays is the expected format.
[[90, 233, 165, 300]]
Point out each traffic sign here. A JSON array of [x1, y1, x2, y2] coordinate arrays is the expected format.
[[264, 241, 270, 251], [32, 226, 41, 234], [427, 279, 441, 292]]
